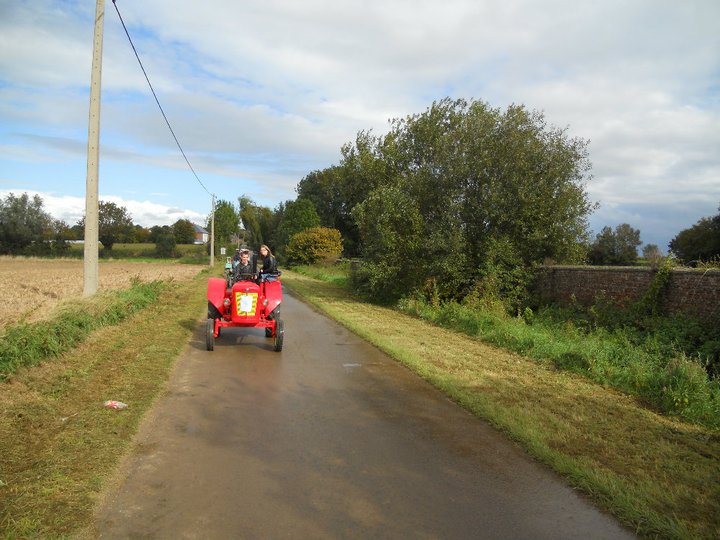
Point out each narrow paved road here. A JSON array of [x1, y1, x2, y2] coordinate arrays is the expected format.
[[94, 289, 634, 539]]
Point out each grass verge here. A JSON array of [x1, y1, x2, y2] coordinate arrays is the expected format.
[[398, 297, 720, 429], [282, 269, 720, 540], [0, 279, 165, 379], [0, 270, 210, 538]]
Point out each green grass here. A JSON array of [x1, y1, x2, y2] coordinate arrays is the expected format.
[[281, 269, 720, 540], [0, 269, 212, 538], [398, 296, 720, 429], [288, 262, 353, 288], [0, 279, 166, 379]]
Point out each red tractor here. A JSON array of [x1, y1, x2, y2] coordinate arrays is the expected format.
[[205, 259, 284, 352]]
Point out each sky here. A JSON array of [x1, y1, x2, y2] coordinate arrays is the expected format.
[[1, 0, 718, 252]]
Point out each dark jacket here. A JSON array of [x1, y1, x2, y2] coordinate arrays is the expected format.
[[234, 261, 253, 281], [260, 255, 278, 274]]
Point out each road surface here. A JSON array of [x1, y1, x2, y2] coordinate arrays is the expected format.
[[94, 289, 634, 539]]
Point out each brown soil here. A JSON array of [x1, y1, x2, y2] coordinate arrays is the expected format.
[[0, 257, 205, 327]]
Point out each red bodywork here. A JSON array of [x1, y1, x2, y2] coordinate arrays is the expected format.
[[207, 276, 282, 337]]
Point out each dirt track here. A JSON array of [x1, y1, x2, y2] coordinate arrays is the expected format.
[[0, 258, 204, 327], [93, 289, 634, 539]]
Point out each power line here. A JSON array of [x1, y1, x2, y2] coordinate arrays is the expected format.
[[111, 0, 212, 197]]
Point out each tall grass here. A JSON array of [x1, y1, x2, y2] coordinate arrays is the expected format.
[[288, 262, 352, 288], [0, 279, 165, 378], [398, 295, 720, 429]]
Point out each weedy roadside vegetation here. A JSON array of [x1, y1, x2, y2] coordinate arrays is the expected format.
[[0, 269, 210, 537], [0, 279, 165, 379], [285, 264, 720, 539]]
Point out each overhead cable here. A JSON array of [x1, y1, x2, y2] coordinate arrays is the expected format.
[[111, 0, 212, 197]]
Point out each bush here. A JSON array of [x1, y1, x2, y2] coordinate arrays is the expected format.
[[285, 227, 343, 266], [155, 234, 177, 258]]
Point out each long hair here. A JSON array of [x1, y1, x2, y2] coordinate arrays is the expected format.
[[260, 244, 273, 258]]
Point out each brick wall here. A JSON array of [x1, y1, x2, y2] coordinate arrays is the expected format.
[[536, 266, 720, 317]]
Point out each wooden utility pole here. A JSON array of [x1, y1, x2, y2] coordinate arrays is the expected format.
[[83, 0, 105, 296]]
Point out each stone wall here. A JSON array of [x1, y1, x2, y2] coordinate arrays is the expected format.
[[536, 266, 720, 317]]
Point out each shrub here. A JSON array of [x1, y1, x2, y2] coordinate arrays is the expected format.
[[285, 227, 343, 266], [155, 233, 177, 258]]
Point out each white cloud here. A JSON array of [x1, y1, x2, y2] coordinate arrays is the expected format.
[[1, 0, 719, 251], [0, 189, 206, 228]]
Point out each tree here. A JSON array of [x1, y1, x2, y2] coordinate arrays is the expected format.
[[274, 198, 320, 253], [588, 224, 642, 265], [155, 232, 177, 258], [669, 206, 720, 264], [172, 219, 196, 244], [296, 164, 369, 255], [133, 225, 152, 243], [642, 244, 662, 262], [48, 219, 71, 256], [76, 201, 135, 251], [238, 195, 272, 248], [0, 192, 54, 254], [68, 223, 85, 241], [148, 225, 171, 243], [210, 199, 239, 245], [82, 201, 136, 251], [342, 98, 594, 303], [285, 227, 343, 266]]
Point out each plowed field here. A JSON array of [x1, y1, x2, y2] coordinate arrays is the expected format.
[[0, 257, 205, 328]]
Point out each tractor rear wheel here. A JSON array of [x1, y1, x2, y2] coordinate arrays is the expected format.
[[273, 319, 285, 352], [205, 318, 215, 351]]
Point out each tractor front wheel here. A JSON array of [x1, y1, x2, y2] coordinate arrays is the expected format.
[[205, 318, 215, 351], [273, 319, 285, 352]]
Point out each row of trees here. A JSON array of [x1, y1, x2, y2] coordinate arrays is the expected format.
[[0, 193, 201, 255], [587, 207, 720, 266], [283, 99, 718, 303], [4, 93, 717, 286], [669, 207, 720, 264], [0, 193, 67, 255]]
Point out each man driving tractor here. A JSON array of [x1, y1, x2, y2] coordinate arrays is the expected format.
[[233, 249, 253, 283]]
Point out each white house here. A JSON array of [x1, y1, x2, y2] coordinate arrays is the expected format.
[[193, 224, 209, 244]]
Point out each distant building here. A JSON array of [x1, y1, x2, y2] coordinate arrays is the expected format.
[[193, 224, 209, 244]]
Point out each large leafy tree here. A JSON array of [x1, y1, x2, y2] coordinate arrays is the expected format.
[[148, 225, 171, 243], [274, 198, 320, 253], [347, 98, 594, 301], [133, 225, 152, 243], [296, 167, 346, 230], [98, 201, 134, 250], [172, 219, 196, 244], [238, 195, 275, 248], [0, 192, 54, 253], [588, 223, 642, 265], [669, 206, 720, 264], [210, 199, 240, 245], [297, 133, 394, 256], [77, 201, 135, 251]]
